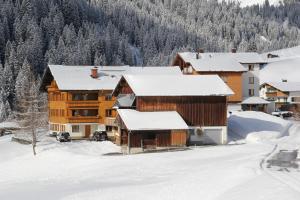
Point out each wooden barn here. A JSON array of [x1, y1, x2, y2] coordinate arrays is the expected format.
[[116, 109, 188, 153], [113, 74, 234, 150]]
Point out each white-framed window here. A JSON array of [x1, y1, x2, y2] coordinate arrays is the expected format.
[[72, 125, 80, 133], [249, 89, 254, 96], [248, 64, 254, 71], [249, 77, 254, 84]]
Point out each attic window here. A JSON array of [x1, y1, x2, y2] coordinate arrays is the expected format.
[[248, 64, 254, 71]]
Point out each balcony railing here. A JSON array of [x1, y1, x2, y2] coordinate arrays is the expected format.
[[67, 101, 99, 108], [68, 116, 99, 123]]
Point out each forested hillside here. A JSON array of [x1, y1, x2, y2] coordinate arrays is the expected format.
[[0, 0, 300, 122]]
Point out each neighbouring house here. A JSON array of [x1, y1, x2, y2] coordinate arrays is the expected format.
[[260, 56, 300, 84], [172, 50, 266, 110], [260, 82, 300, 110], [241, 96, 270, 112], [40, 65, 182, 139], [112, 74, 234, 152]]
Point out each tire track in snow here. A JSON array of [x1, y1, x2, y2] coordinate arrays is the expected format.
[[261, 144, 300, 193]]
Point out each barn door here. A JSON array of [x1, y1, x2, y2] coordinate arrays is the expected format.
[[85, 125, 91, 138]]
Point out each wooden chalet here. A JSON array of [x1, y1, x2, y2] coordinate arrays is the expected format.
[[260, 82, 300, 110], [113, 74, 234, 152], [172, 52, 247, 103], [40, 65, 182, 139]]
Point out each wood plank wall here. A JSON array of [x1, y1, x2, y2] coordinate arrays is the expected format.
[[136, 96, 227, 126]]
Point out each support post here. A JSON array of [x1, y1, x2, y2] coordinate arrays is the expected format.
[[128, 130, 131, 154]]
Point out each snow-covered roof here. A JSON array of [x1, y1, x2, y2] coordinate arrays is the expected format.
[[117, 109, 189, 131], [263, 45, 300, 60], [241, 97, 270, 105], [119, 75, 234, 96], [220, 0, 281, 7], [264, 82, 300, 92], [179, 53, 246, 72], [260, 57, 300, 84], [45, 65, 182, 91], [178, 52, 264, 71]]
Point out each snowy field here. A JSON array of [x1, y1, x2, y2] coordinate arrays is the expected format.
[[0, 111, 300, 200]]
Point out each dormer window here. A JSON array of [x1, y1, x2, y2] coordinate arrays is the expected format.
[[248, 64, 254, 71]]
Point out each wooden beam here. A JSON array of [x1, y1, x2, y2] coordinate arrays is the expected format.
[[128, 130, 131, 154]]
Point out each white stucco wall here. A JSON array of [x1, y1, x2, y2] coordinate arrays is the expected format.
[[242, 63, 260, 99], [49, 123, 103, 138], [189, 126, 227, 145]]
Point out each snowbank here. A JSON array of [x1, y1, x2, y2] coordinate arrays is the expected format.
[[228, 111, 292, 143], [0, 121, 19, 129]]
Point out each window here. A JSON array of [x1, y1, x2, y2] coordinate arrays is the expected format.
[[248, 64, 254, 71], [72, 93, 98, 101], [249, 77, 254, 84], [72, 125, 80, 133], [106, 109, 113, 117], [105, 94, 112, 101], [249, 89, 254, 96], [106, 126, 113, 132], [72, 109, 98, 117]]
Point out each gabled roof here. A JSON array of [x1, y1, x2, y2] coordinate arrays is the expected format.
[[178, 52, 247, 72], [117, 109, 189, 131], [241, 97, 270, 105], [40, 65, 182, 91], [263, 82, 300, 92], [117, 75, 234, 96]]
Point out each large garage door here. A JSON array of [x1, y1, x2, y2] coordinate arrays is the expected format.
[[204, 129, 223, 144]]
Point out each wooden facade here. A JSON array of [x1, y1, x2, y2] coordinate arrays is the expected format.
[[47, 80, 117, 136], [136, 96, 227, 126], [172, 54, 243, 103], [114, 76, 228, 150]]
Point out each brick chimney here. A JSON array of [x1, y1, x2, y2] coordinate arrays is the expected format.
[[231, 48, 237, 53], [91, 67, 98, 78]]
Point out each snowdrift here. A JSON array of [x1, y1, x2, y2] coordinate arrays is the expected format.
[[228, 111, 293, 143]]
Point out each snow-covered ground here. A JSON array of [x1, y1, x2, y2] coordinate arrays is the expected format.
[[0, 111, 300, 200]]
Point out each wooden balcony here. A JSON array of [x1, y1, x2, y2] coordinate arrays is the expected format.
[[266, 92, 278, 98], [67, 101, 99, 108], [68, 116, 99, 123], [105, 117, 117, 126]]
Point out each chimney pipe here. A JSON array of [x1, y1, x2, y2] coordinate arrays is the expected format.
[[196, 49, 204, 59], [91, 67, 98, 78], [231, 48, 237, 53], [198, 48, 204, 53]]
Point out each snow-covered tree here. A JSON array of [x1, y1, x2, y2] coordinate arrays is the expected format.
[[14, 59, 47, 155]]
